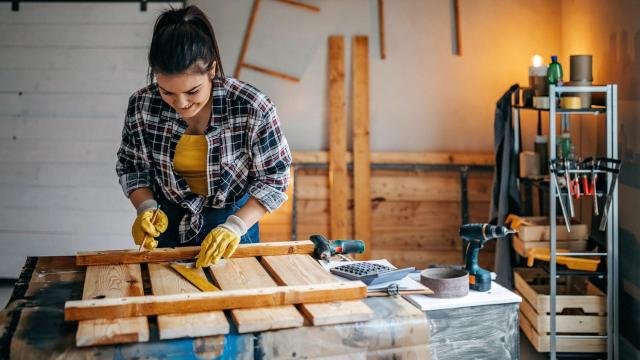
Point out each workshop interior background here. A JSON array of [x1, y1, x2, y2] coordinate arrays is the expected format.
[[0, 0, 639, 357]]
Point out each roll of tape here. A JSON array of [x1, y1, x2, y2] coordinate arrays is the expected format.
[[560, 96, 582, 109], [533, 96, 550, 109]]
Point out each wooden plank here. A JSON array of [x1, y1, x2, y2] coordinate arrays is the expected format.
[[273, 0, 320, 12], [76, 240, 315, 266], [328, 35, 348, 240], [519, 311, 606, 353], [75, 264, 148, 347], [261, 255, 373, 326], [295, 169, 492, 202], [209, 257, 304, 333], [241, 62, 300, 82], [518, 292, 605, 334], [234, 0, 261, 79], [514, 269, 606, 314], [65, 281, 367, 321], [292, 151, 495, 165], [378, 0, 386, 59], [147, 263, 229, 339], [352, 36, 371, 259], [512, 236, 587, 258]]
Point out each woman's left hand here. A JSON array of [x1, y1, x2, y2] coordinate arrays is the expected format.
[[195, 226, 240, 267]]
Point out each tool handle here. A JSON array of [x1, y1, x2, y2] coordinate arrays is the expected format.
[[310, 234, 332, 260]]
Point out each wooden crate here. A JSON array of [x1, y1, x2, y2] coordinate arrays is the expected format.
[[512, 235, 587, 258], [514, 268, 606, 353], [513, 217, 589, 241]]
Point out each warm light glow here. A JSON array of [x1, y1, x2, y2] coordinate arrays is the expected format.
[[531, 54, 544, 67]]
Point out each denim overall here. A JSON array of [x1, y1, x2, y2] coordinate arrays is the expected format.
[[155, 192, 259, 248]]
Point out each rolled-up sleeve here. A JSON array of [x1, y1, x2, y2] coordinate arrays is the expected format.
[[115, 94, 153, 197], [247, 104, 292, 212]]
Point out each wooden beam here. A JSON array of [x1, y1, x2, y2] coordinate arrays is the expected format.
[[148, 263, 229, 340], [352, 36, 372, 259], [241, 62, 300, 82], [76, 240, 315, 266], [328, 36, 348, 240], [273, 0, 320, 12], [64, 281, 367, 321], [261, 255, 373, 325], [75, 265, 148, 347], [378, 0, 386, 59], [451, 0, 462, 56], [209, 257, 304, 333], [234, 0, 261, 79], [292, 151, 495, 165]]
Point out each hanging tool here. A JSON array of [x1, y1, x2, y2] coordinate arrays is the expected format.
[[460, 223, 516, 292], [549, 161, 572, 232], [169, 261, 220, 292], [592, 160, 599, 215], [598, 158, 622, 231], [310, 234, 366, 262], [563, 159, 575, 217]]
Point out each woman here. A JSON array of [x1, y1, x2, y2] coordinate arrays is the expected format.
[[116, 5, 291, 267]]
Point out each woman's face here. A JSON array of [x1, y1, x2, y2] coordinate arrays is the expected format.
[[155, 66, 214, 119]]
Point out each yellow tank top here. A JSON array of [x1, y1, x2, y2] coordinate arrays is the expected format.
[[173, 135, 208, 196]]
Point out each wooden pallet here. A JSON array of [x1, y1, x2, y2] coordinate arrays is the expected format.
[[68, 241, 373, 347], [514, 268, 606, 353]]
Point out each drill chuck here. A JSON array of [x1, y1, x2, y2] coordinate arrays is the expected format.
[[460, 223, 516, 241]]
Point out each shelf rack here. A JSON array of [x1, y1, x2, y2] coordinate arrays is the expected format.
[[513, 84, 619, 359]]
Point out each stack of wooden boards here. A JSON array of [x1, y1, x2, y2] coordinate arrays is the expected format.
[[515, 268, 606, 353], [509, 216, 590, 258], [66, 241, 373, 347]]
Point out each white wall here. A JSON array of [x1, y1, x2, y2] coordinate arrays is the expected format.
[[0, 3, 177, 277], [194, 0, 562, 152], [0, 0, 561, 277]]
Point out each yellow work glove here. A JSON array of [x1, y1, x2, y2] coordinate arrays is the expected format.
[[195, 215, 247, 267], [132, 202, 168, 251]]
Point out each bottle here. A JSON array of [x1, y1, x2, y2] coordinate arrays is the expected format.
[[534, 135, 548, 175], [547, 55, 564, 86]]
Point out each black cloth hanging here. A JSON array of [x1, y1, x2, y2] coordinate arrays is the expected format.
[[489, 84, 521, 289]]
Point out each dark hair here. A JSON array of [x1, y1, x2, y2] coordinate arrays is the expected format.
[[148, 5, 224, 83]]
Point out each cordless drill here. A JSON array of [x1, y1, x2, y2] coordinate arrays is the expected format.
[[309, 234, 365, 261], [460, 223, 516, 292]]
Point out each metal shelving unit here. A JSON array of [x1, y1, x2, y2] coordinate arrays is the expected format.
[[514, 84, 619, 359]]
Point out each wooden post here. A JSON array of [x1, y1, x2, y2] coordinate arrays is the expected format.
[[234, 0, 261, 79], [351, 36, 372, 259], [328, 36, 348, 240], [378, 0, 386, 59]]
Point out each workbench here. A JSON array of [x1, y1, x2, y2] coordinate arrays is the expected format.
[[0, 257, 521, 359]]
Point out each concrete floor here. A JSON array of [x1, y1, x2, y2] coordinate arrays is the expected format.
[[0, 279, 549, 359]]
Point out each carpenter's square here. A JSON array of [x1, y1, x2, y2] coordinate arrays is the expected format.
[[170, 261, 220, 292]]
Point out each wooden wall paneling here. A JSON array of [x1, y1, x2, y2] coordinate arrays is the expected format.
[[209, 257, 304, 332], [260, 168, 294, 242], [328, 35, 348, 240], [147, 263, 229, 340], [352, 36, 372, 259], [261, 254, 373, 325], [75, 264, 148, 347]]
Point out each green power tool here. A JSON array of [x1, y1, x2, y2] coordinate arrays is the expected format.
[[309, 234, 365, 261], [460, 223, 516, 292]]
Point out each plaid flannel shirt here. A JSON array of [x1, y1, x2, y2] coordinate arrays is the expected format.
[[116, 77, 291, 244]]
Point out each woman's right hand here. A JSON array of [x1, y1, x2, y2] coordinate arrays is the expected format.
[[132, 209, 168, 250]]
